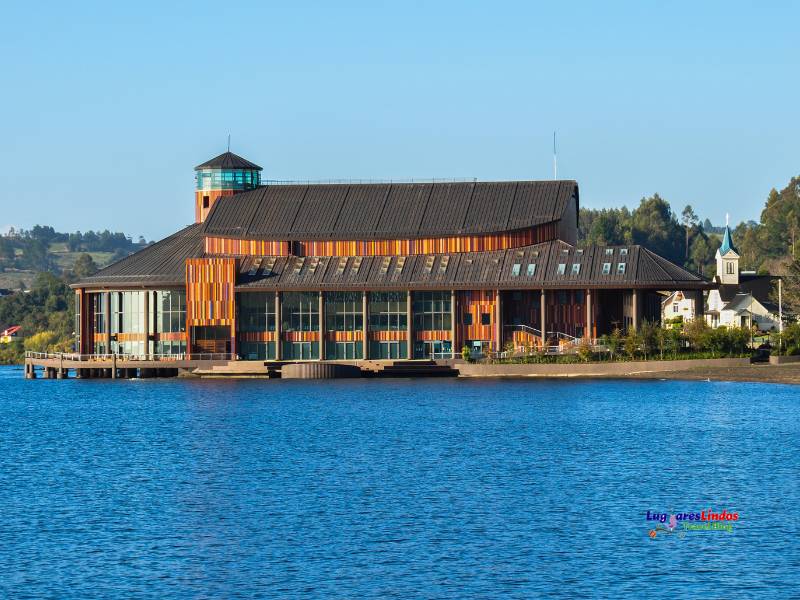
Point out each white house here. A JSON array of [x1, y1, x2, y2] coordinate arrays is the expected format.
[[705, 224, 781, 331], [661, 290, 698, 324]]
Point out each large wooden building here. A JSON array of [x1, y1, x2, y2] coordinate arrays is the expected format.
[[72, 151, 708, 360]]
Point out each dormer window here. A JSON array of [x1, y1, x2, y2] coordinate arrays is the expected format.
[[617, 263, 626, 274], [557, 263, 566, 275], [511, 263, 521, 277], [620, 248, 628, 256], [605, 248, 613, 255], [571, 264, 581, 275], [526, 264, 536, 276], [602, 262, 611, 275]]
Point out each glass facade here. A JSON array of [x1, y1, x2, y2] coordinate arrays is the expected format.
[[368, 292, 407, 331], [196, 169, 261, 191], [92, 292, 107, 354], [111, 292, 145, 356], [282, 292, 320, 360], [238, 292, 276, 360], [368, 292, 408, 359], [155, 290, 187, 356], [325, 292, 363, 360], [412, 291, 452, 358], [412, 291, 451, 332], [281, 292, 319, 332]]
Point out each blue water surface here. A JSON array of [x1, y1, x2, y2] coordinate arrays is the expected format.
[[1, 365, 798, 599]]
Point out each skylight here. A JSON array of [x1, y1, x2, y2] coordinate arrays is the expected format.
[[336, 257, 347, 275], [617, 263, 626, 274], [351, 256, 363, 274], [379, 256, 391, 275], [396, 256, 406, 274], [248, 257, 263, 277], [293, 258, 305, 275], [571, 264, 580, 275], [557, 263, 566, 275], [620, 248, 628, 256], [527, 263, 536, 276], [511, 263, 521, 276], [439, 256, 450, 273], [423, 256, 435, 273], [605, 248, 613, 255], [602, 262, 611, 275]]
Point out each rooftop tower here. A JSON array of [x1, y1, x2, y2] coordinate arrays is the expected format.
[[194, 151, 263, 223]]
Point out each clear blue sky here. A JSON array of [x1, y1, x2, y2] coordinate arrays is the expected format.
[[1, 1, 797, 240]]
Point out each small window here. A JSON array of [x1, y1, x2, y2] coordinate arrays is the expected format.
[[396, 256, 406, 274], [351, 257, 363, 274], [379, 256, 391, 275], [605, 248, 613, 255], [511, 263, 521, 276], [439, 256, 450, 273], [480, 313, 491, 326], [293, 258, 305, 274], [557, 263, 566, 275], [561, 249, 570, 255], [673, 303, 679, 313], [463, 313, 473, 326], [308, 257, 320, 274], [424, 256, 435, 273], [526, 263, 536, 276], [726, 262, 734, 274], [617, 263, 626, 274], [202, 196, 210, 208], [620, 248, 628, 256], [602, 262, 611, 275], [336, 257, 347, 275], [532, 251, 539, 257], [571, 264, 580, 275], [576, 249, 584, 255]]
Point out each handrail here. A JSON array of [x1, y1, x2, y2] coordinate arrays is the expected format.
[[25, 351, 235, 362]]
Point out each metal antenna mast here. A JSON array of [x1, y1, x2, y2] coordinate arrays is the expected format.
[[227, 134, 231, 152], [553, 131, 557, 180]]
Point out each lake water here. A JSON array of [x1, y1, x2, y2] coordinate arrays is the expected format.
[[1, 365, 798, 598]]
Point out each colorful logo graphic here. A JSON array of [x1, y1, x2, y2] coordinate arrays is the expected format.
[[646, 508, 739, 539]]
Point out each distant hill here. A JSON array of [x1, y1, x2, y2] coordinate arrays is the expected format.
[[0, 225, 151, 290]]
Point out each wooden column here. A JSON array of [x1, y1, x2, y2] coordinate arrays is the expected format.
[[494, 290, 502, 352], [632, 289, 639, 331], [540, 289, 547, 348], [275, 291, 282, 360], [450, 290, 457, 357], [362, 291, 368, 360], [143, 290, 149, 358], [694, 289, 704, 322], [104, 291, 112, 354], [585, 289, 592, 341], [319, 291, 325, 361], [407, 290, 413, 359]]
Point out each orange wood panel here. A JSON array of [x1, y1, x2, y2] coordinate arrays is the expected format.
[[368, 330, 407, 341], [185, 258, 237, 327], [202, 222, 557, 258], [414, 330, 452, 341], [456, 290, 496, 346], [325, 330, 364, 342], [282, 331, 320, 342]]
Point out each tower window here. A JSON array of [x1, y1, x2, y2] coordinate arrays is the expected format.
[[727, 262, 734, 274], [202, 196, 210, 209]]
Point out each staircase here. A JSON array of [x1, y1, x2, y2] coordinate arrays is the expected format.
[[360, 360, 458, 378]]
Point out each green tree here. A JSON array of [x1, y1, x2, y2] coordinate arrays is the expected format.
[[72, 253, 99, 279]]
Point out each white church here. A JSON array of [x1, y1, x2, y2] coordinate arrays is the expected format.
[[662, 222, 782, 331]]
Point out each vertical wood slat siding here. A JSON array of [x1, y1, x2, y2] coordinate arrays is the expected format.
[[204, 237, 291, 256], [185, 258, 237, 327], [325, 331, 364, 342], [282, 331, 320, 342], [414, 330, 452, 342], [203, 223, 556, 258], [368, 330, 407, 341], [195, 189, 235, 223], [545, 290, 586, 338], [456, 290, 497, 348], [238, 331, 277, 342]]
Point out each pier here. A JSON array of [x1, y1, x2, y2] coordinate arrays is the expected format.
[[23, 352, 459, 379]]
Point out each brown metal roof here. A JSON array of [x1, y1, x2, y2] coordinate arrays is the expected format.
[[203, 180, 578, 241], [72, 223, 204, 288], [194, 151, 262, 171]]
